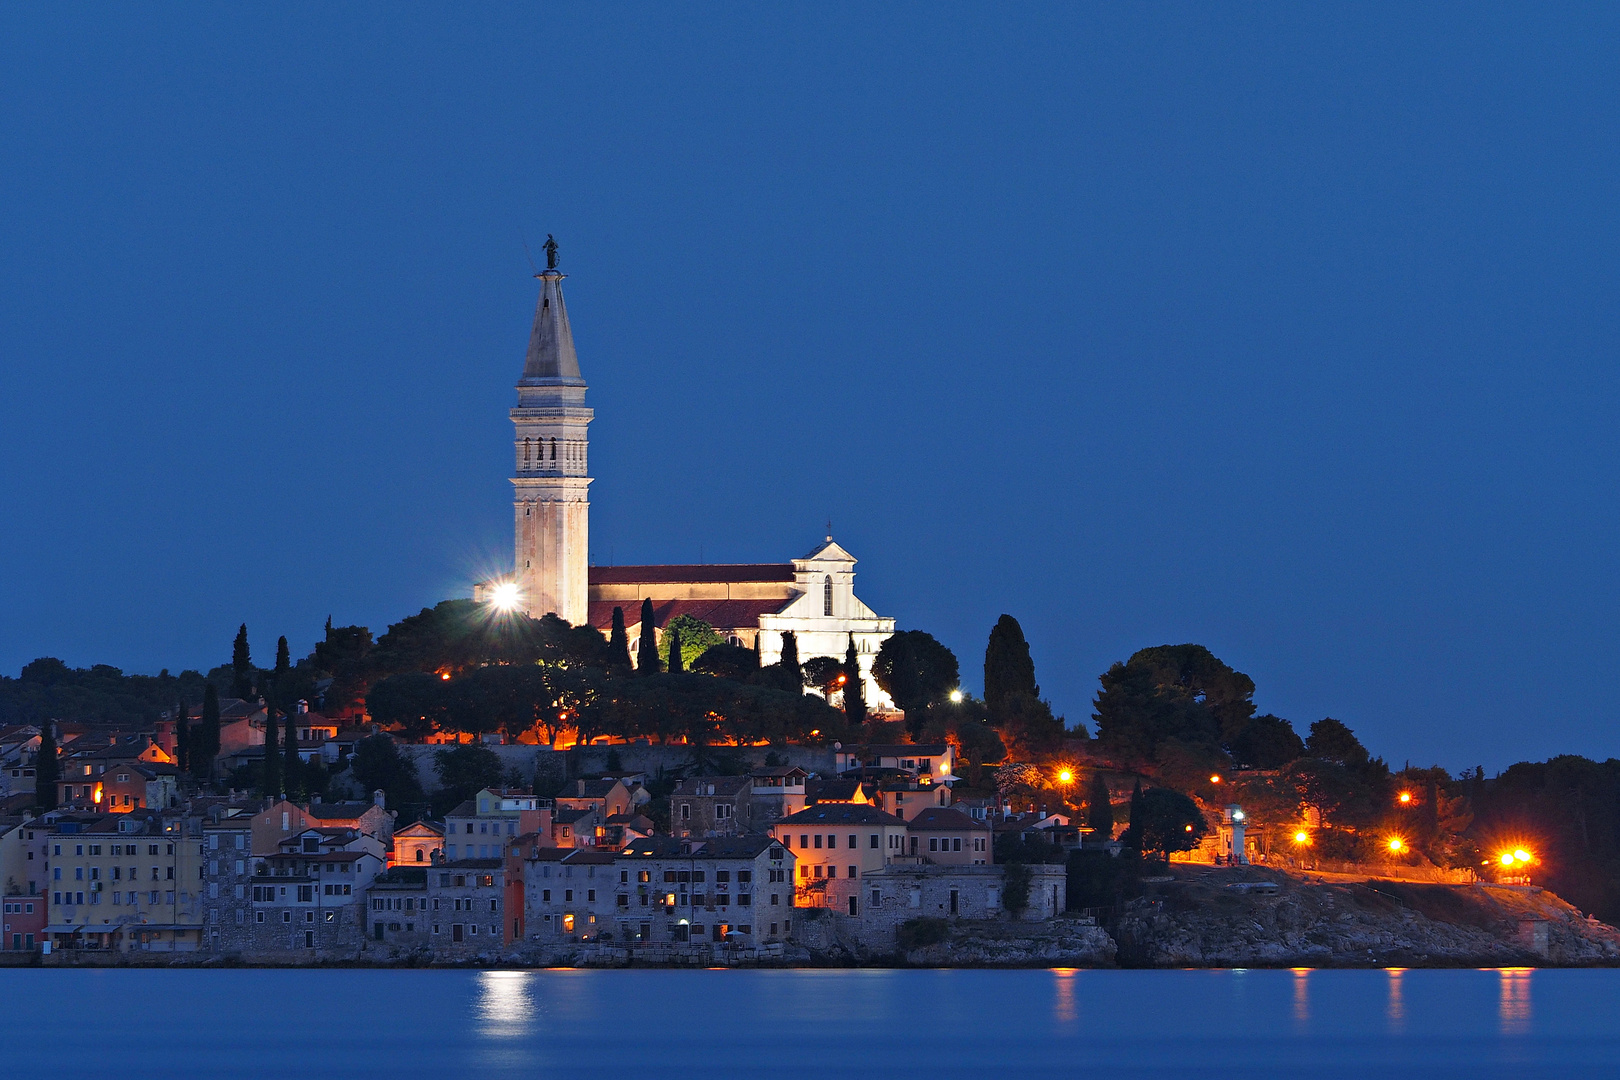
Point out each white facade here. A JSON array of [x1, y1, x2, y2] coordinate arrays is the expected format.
[[510, 268, 592, 625], [757, 539, 896, 710]]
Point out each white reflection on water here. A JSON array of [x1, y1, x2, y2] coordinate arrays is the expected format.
[[1385, 968, 1405, 1030], [1499, 967, 1532, 1036], [476, 971, 535, 1039], [1052, 968, 1077, 1025], [1291, 968, 1309, 1026]]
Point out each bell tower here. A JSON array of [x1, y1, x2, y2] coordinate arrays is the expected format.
[[510, 238, 591, 623]]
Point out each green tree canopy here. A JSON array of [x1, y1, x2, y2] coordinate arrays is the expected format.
[[983, 614, 1038, 717], [660, 615, 721, 671], [1305, 717, 1371, 767], [1085, 772, 1114, 843], [1133, 787, 1209, 859], [637, 598, 660, 676], [1225, 712, 1305, 770], [873, 630, 959, 735], [230, 624, 253, 699], [843, 635, 866, 727], [692, 643, 757, 681], [1091, 644, 1256, 765], [432, 743, 505, 813], [351, 735, 425, 812]]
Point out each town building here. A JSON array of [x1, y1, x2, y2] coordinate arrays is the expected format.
[[444, 788, 551, 859], [770, 804, 909, 916], [553, 778, 631, 819], [900, 807, 992, 864], [43, 810, 206, 953], [390, 820, 445, 866], [607, 836, 795, 946]]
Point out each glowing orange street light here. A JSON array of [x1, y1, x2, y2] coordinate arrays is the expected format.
[[1293, 830, 1310, 845], [1209, 774, 1222, 785], [1398, 791, 1413, 805], [1057, 769, 1074, 786], [1387, 837, 1406, 853], [440, 672, 451, 681]]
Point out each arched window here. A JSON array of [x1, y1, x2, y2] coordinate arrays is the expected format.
[[414, 849, 424, 863], [523, 438, 531, 466], [550, 438, 557, 460], [824, 576, 833, 617]]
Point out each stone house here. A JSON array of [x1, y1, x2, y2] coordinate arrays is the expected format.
[[524, 847, 616, 942], [671, 775, 753, 838], [900, 807, 992, 865], [366, 867, 429, 950], [251, 794, 395, 856], [421, 859, 513, 953], [851, 863, 1068, 950], [234, 828, 384, 954], [834, 744, 955, 781], [770, 803, 908, 916], [551, 807, 599, 848], [610, 835, 796, 946]]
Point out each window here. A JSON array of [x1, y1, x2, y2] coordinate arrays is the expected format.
[[738, 870, 751, 883], [870, 834, 879, 848], [823, 575, 833, 616], [848, 834, 857, 849], [542, 890, 551, 902], [813, 835, 821, 849], [587, 890, 596, 902], [680, 804, 689, 821]]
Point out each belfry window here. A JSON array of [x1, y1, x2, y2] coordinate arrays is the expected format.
[[524, 438, 531, 465], [550, 438, 557, 460], [824, 576, 833, 617]]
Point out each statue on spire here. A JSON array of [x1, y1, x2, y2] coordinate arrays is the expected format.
[[543, 234, 558, 270]]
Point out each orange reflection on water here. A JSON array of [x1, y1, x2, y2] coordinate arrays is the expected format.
[[1499, 967, 1532, 1036], [1053, 968, 1077, 1024], [1292, 967, 1309, 1025], [1386, 968, 1405, 1029]]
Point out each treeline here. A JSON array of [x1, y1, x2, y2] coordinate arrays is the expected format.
[[1089, 642, 1620, 924]]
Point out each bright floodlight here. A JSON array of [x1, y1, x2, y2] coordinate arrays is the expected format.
[[948, 689, 964, 703], [1513, 848, 1531, 863], [1294, 831, 1309, 844], [1500, 852, 1516, 867], [1387, 838, 1405, 853], [489, 582, 521, 612], [1057, 769, 1074, 785]]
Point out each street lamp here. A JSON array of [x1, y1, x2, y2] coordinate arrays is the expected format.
[[1398, 791, 1413, 805], [948, 689, 964, 704], [1387, 837, 1406, 854], [489, 582, 522, 612]]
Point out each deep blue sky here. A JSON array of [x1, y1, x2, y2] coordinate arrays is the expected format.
[[3, 6, 1618, 773]]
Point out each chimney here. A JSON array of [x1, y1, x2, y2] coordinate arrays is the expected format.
[[374, 789, 386, 809], [296, 699, 309, 714]]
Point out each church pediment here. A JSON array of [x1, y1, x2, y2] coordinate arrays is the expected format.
[[795, 538, 857, 566]]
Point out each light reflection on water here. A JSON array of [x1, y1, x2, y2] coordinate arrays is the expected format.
[[475, 970, 534, 1039], [1500, 967, 1532, 1036], [6, 966, 1618, 1078]]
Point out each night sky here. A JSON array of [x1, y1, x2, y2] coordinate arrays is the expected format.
[[4, 6, 1618, 773]]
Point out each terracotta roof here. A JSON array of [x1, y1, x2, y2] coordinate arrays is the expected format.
[[589, 564, 793, 585], [586, 598, 788, 632], [672, 776, 751, 797], [776, 804, 905, 827], [904, 807, 986, 831]]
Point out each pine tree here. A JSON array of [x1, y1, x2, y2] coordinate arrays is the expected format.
[[843, 634, 867, 727], [637, 598, 660, 676], [275, 635, 291, 679], [667, 627, 684, 673], [983, 614, 1039, 720], [34, 722, 58, 810], [175, 701, 190, 772], [608, 607, 633, 669], [283, 705, 300, 798], [1085, 772, 1114, 844], [262, 695, 280, 797], [195, 683, 220, 780], [231, 624, 253, 699]]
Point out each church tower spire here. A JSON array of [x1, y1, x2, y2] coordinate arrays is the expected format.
[[510, 238, 591, 623]]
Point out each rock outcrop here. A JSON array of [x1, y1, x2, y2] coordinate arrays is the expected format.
[[1112, 868, 1620, 967]]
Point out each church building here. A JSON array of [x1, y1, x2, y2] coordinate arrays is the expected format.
[[483, 243, 896, 708]]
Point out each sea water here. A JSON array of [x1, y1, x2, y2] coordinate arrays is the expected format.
[[3, 967, 1616, 1078]]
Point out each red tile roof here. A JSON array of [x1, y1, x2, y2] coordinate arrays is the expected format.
[[586, 598, 788, 632], [589, 564, 793, 585]]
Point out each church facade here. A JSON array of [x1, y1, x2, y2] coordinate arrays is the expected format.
[[486, 249, 896, 708]]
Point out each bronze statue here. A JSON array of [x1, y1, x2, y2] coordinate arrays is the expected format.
[[544, 234, 558, 270]]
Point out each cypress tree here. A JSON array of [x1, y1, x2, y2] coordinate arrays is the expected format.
[[262, 695, 280, 797], [843, 634, 866, 727], [1122, 779, 1144, 852], [1085, 772, 1114, 844], [983, 614, 1038, 721], [195, 683, 220, 780], [274, 635, 291, 679], [667, 627, 684, 673], [231, 624, 253, 699], [608, 607, 633, 669], [34, 722, 58, 811], [637, 598, 660, 676], [779, 630, 801, 688], [175, 702, 190, 772], [283, 704, 300, 798]]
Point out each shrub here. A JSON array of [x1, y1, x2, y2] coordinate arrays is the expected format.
[[897, 917, 951, 950]]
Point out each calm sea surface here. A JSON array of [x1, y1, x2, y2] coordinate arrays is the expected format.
[[2, 967, 1617, 1077]]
